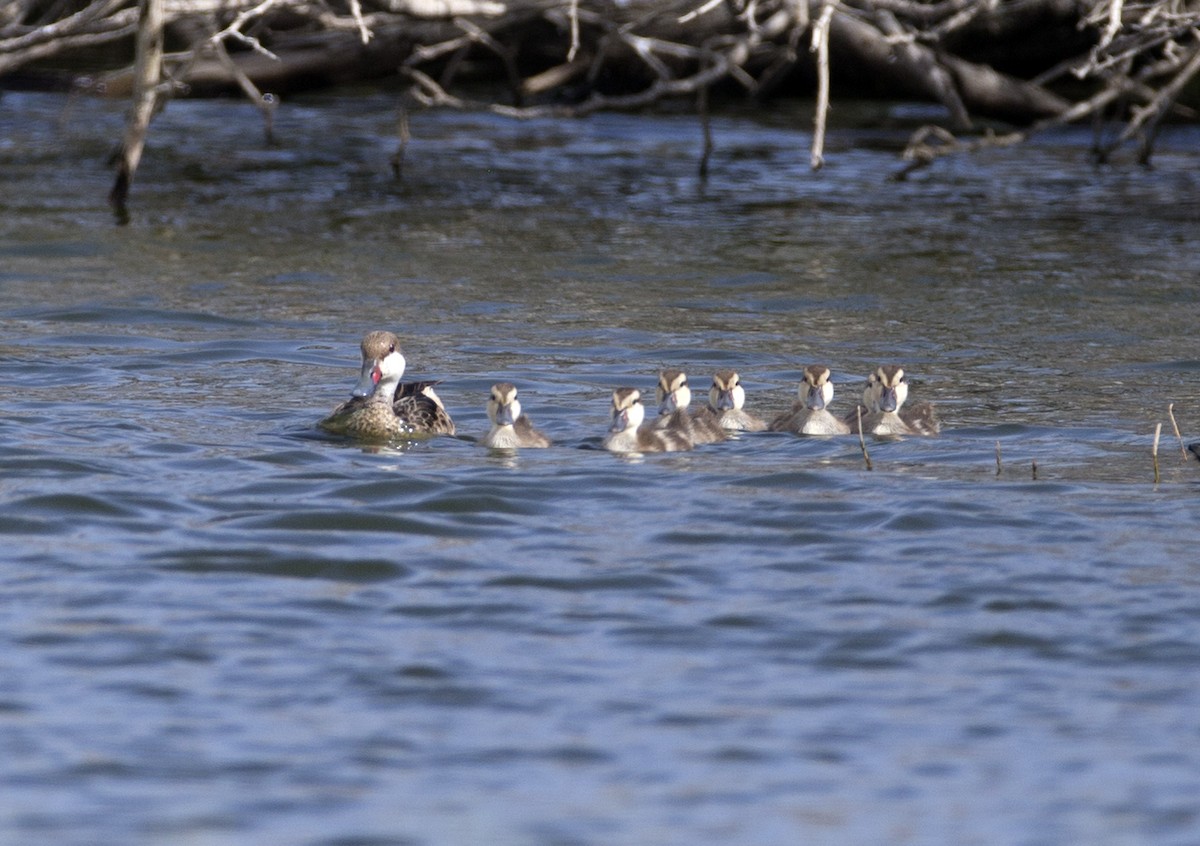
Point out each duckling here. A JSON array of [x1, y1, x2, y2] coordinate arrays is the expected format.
[[604, 388, 692, 454], [652, 369, 727, 445], [318, 330, 456, 440], [846, 365, 940, 437], [481, 383, 551, 449], [769, 365, 851, 436], [702, 369, 767, 432]]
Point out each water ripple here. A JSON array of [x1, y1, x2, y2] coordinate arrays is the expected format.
[[2, 93, 1200, 846], [150, 547, 410, 581]]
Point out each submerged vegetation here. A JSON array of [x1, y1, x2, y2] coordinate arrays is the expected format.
[[3, 0, 1200, 216]]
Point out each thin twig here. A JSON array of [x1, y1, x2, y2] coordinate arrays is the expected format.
[[1167, 402, 1187, 461], [810, 1, 835, 171], [212, 38, 277, 143], [348, 0, 372, 44], [1101, 0, 1125, 51], [857, 406, 872, 471], [1153, 422, 1162, 483], [207, 0, 284, 60], [679, 0, 725, 24], [391, 105, 410, 178], [995, 439, 1001, 475], [567, 0, 580, 61]]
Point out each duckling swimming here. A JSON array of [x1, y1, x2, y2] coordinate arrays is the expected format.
[[481, 383, 551, 448], [846, 365, 940, 437], [318, 330, 456, 440], [653, 369, 727, 445], [769, 365, 851, 436], [604, 388, 692, 454], [702, 369, 767, 432]]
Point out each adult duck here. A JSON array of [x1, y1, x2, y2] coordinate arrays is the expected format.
[[318, 330, 455, 439]]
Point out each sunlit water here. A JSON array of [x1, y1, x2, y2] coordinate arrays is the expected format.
[[2, 89, 1200, 845]]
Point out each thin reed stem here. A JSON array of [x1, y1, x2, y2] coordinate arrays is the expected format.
[[1168, 403, 1186, 461], [857, 406, 872, 471], [1153, 422, 1162, 483]]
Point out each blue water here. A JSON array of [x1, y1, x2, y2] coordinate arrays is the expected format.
[[2, 89, 1200, 845]]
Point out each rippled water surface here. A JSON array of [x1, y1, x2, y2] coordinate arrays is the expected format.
[[3, 89, 1200, 845]]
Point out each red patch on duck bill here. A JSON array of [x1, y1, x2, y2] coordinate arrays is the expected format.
[[371, 365, 382, 385]]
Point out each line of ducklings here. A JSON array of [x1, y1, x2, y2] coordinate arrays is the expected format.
[[318, 331, 940, 453]]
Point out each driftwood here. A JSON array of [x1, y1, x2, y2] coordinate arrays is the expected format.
[[2, 0, 1200, 215]]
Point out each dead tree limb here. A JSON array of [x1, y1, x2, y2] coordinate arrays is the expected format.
[[810, 0, 834, 170], [108, 0, 164, 224], [4, 0, 1200, 211]]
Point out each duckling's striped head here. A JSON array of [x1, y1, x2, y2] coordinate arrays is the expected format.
[[710, 369, 744, 411], [352, 330, 406, 399], [800, 365, 835, 411], [610, 387, 644, 433], [866, 365, 909, 413], [656, 369, 691, 415], [487, 382, 520, 427]]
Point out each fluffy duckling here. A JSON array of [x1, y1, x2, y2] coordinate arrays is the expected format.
[[703, 369, 767, 432], [604, 388, 692, 454], [652, 369, 727, 445], [846, 365, 940, 437], [318, 330, 456, 440], [481, 383, 551, 449], [769, 365, 851, 436]]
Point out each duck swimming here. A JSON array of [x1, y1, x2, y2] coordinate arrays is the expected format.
[[318, 330, 456, 440], [653, 369, 727, 445], [604, 388, 692, 454], [482, 383, 551, 448], [769, 365, 851, 436], [703, 369, 767, 432], [847, 365, 940, 437]]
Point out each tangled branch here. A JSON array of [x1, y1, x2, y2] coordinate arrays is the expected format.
[[2, 0, 1198, 215]]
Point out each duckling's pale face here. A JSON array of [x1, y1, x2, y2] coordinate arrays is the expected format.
[[801, 365, 835, 411], [610, 388, 644, 433], [352, 331, 407, 398], [867, 365, 909, 413], [656, 369, 691, 415], [710, 369, 744, 411], [487, 383, 520, 427]]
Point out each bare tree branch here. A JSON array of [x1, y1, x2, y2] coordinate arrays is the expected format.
[[5, 0, 1199, 216]]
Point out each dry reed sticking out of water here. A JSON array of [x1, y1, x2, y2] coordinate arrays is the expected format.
[[857, 407, 872, 471], [1167, 403, 1187, 461], [1153, 422, 1162, 484], [995, 440, 1002, 476]]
